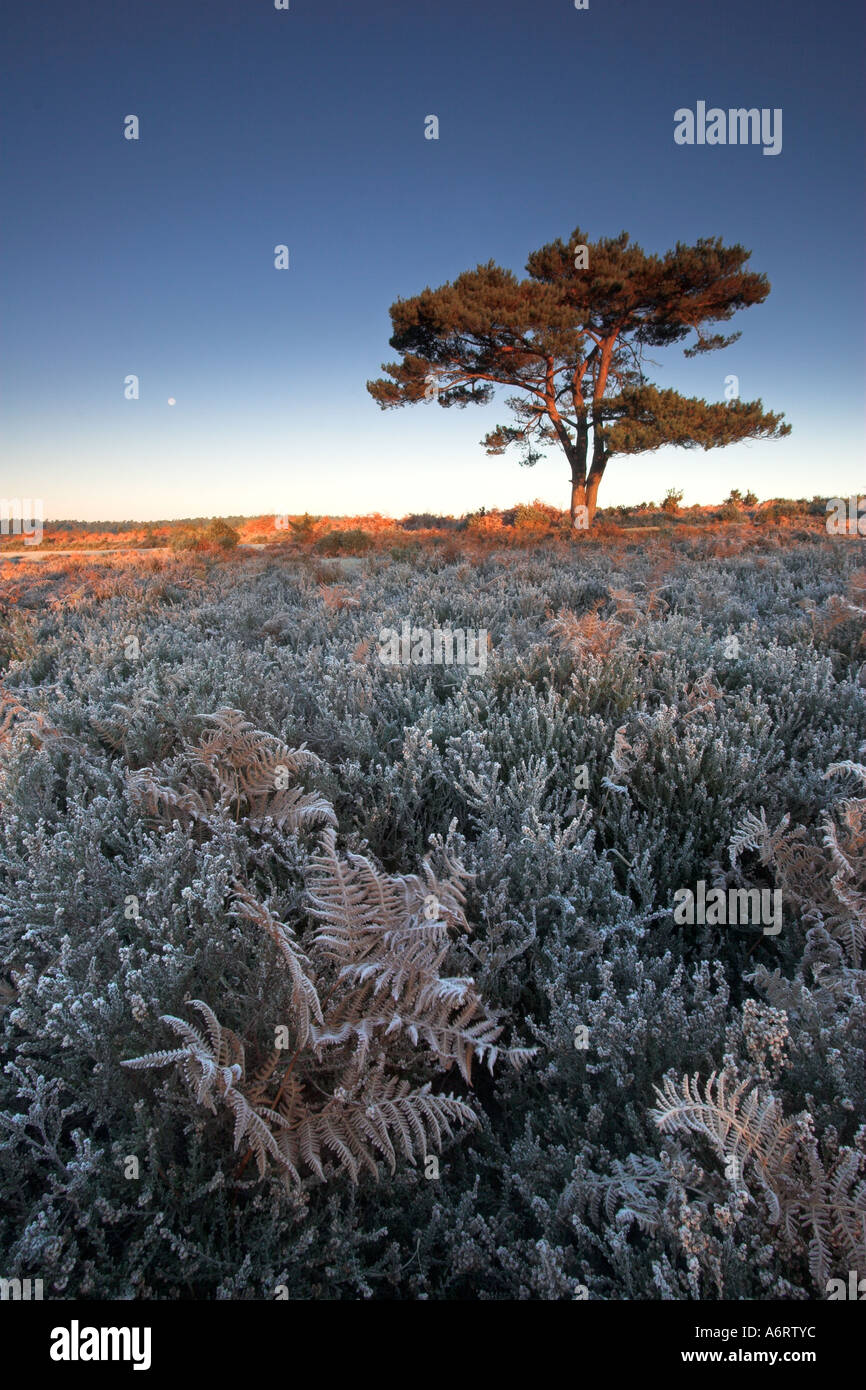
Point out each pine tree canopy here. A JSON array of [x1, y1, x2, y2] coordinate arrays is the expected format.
[[367, 229, 791, 525]]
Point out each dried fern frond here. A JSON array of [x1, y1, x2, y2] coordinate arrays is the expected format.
[[550, 605, 623, 660], [305, 829, 532, 1081], [651, 1069, 797, 1219], [127, 708, 335, 836], [190, 708, 337, 832], [124, 836, 530, 1185], [89, 716, 127, 753], [267, 1074, 476, 1183], [0, 688, 76, 756], [127, 765, 212, 830], [123, 1000, 479, 1186], [809, 593, 866, 646], [305, 828, 470, 956], [564, 1153, 674, 1234], [608, 725, 633, 777], [728, 808, 791, 870], [819, 1148, 866, 1279], [230, 885, 323, 1049], [822, 761, 866, 963], [779, 1138, 864, 1286], [193, 708, 320, 778], [651, 1067, 866, 1289], [825, 759, 866, 789], [607, 587, 640, 623], [319, 584, 360, 612], [728, 767, 866, 967], [682, 671, 723, 717], [312, 980, 512, 1083], [123, 711, 530, 1188], [121, 1001, 292, 1180]]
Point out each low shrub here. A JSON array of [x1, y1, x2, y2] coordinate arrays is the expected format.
[[313, 528, 374, 556]]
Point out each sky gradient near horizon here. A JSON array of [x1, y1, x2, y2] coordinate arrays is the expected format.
[[1, 0, 864, 522]]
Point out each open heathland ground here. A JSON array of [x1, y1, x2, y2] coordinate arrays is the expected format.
[[0, 529, 864, 1299]]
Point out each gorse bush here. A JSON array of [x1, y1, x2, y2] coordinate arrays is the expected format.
[[0, 532, 864, 1299]]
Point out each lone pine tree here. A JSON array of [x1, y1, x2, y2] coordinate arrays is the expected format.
[[367, 229, 791, 527]]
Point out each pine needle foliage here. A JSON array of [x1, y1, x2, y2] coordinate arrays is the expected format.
[[368, 228, 790, 524]]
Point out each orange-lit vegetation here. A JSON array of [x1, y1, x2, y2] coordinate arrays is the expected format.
[[0, 494, 833, 560]]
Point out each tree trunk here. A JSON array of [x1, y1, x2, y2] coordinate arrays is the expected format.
[[586, 470, 603, 520], [571, 477, 590, 530], [568, 418, 590, 530], [582, 429, 607, 526], [571, 464, 604, 528]]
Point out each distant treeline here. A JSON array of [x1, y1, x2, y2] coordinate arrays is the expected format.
[[36, 517, 250, 533], [31, 495, 839, 532]]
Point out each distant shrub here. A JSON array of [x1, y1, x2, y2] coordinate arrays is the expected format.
[[718, 502, 743, 521], [755, 499, 805, 526], [660, 488, 684, 514], [512, 500, 565, 532], [401, 513, 462, 532], [170, 527, 204, 552], [313, 528, 374, 556], [465, 509, 507, 537], [721, 490, 758, 519], [205, 519, 240, 551], [289, 513, 319, 540]]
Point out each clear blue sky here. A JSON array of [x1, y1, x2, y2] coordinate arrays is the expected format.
[[1, 0, 863, 521]]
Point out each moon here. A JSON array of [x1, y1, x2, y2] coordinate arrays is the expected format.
[[167, 397, 176, 406]]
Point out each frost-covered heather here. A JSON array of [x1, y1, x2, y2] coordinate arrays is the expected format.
[[0, 533, 864, 1300]]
